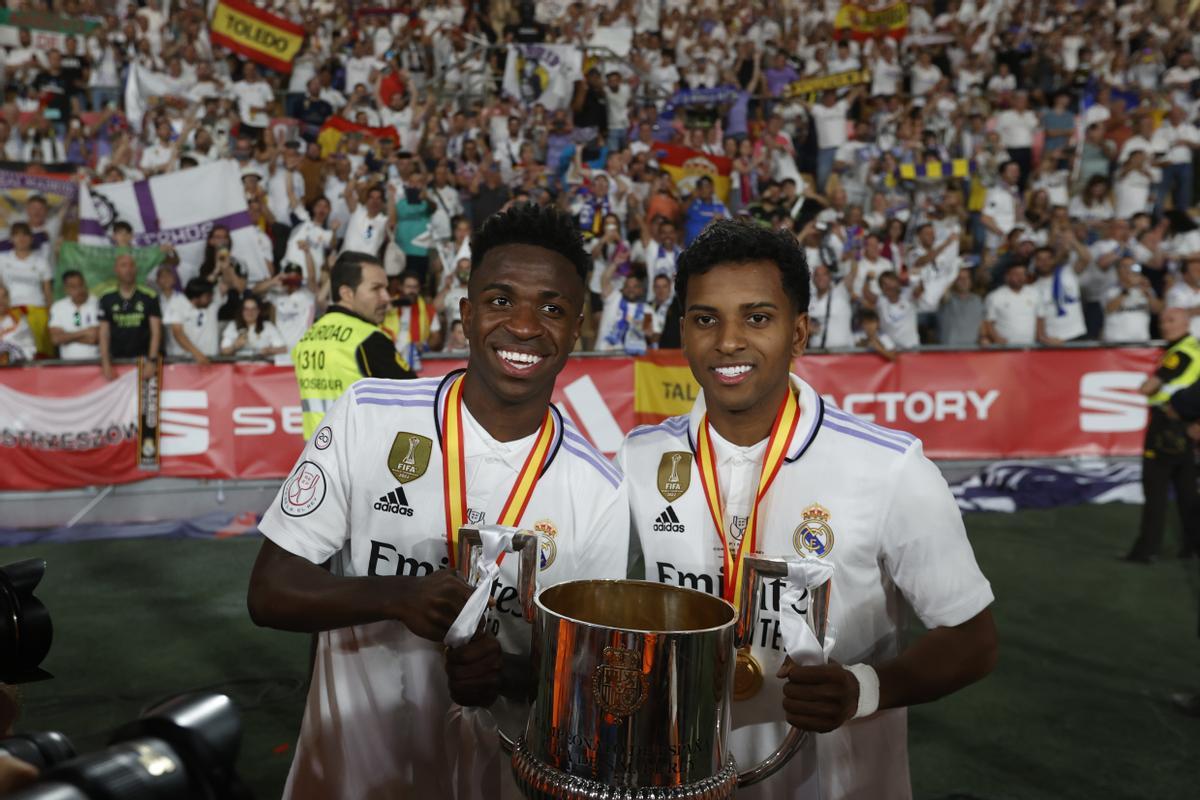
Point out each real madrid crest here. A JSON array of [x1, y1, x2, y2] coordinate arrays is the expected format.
[[793, 503, 835, 559], [533, 518, 558, 571], [657, 451, 692, 502]]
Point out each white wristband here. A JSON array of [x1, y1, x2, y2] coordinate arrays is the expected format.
[[845, 663, 880, 720]]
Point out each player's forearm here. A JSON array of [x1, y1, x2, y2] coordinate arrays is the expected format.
[[875, 608, 997, 711], [247, 541, 413, 632]]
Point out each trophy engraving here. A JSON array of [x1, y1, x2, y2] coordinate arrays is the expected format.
[[591, 647, 649, 718]]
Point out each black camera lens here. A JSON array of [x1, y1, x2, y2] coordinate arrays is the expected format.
[[39, 738, 190, 800], [0, 559, 53, 682], [5, 783, 90, 800], [0, 731, 76, 770]]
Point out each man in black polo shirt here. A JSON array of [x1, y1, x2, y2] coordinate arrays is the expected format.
[[99, 253, 161, 380]]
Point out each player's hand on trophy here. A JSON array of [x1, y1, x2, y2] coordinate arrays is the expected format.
[[778, 659, 860, 733], [445, 630, 503, 707], [402, 569, 474, 642]]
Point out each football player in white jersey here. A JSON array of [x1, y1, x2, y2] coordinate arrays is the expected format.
[[248, 204, 629, 799], [617, 219, 997, 800]]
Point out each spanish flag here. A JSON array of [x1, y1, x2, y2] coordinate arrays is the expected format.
[[652, 142, 733, 205], [317, 116, 400, 158], [210, 0, 305, 74], [833, 2, 909, 42]]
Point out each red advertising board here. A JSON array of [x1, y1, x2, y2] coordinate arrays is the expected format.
[[0, 347, 1160, 491]]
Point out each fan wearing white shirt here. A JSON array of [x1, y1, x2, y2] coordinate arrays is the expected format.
[[342, 39, 385, 95], [910, 50, 944, 97], [246, 204, 629, 800], [619, 219, 995, 800], [864, 270, 922, 350], [1114, 149, 1155, 220], [808, 264, 854, 348], [980, 161, 1023, 251], [269, 266, 317, 354], [220, 295, 286, 359], [1151, 106, 1200, 214], [1102, 258, 1162, 343], [994, 92, 1038, 188], [1033, 246, 1088, 345], [165, 278, 220, 363], [982, 262, 1038, 346], [0, 282, 35, 364], [283, 197, 337, 287], [267, 142, 307, 245], [139, 118, 181, 176], [0, 222, 52, 357], [907, 223, 960, 310], [596, 271, 652, 355], [846, 234, 891, 304], [48, 271, 100, 361], [340, 180, 390, 258], [806, 87, 864, 193], [233, 62, 274, 138], [984, 63, 1016, 94], [1166, 257, 1200, 339]]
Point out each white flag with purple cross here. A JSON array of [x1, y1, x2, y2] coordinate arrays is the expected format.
[[78, 159, 264, 283]]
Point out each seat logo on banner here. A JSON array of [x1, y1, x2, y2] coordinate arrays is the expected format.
[[1079, 372, 1148, 433]]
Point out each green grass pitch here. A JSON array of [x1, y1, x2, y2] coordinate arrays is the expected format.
[[3, 503, 1198, 798]]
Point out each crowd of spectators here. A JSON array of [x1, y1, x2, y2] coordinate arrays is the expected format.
[[2, 0, 1200, 368]]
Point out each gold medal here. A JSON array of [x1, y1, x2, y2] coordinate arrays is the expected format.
[[733, 648, 763, 701]]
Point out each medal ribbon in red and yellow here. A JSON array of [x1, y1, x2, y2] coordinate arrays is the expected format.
[[442, 374, 555, 567], [694, 387, 801, 609]]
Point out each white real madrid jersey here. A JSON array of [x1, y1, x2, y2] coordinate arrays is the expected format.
[[260, 373, 630, 800], [616, 374, 993, 800]]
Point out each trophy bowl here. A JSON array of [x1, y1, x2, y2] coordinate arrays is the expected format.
[[512, 579, 739, 799], [455, 531, 825, 799]]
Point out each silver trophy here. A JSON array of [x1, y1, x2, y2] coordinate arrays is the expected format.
[[458, 530, 832, 799]]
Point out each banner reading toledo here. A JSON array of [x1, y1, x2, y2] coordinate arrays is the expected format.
[[210, 0, 304, 73]]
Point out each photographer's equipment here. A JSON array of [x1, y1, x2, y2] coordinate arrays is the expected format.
[[3, 692, 251, 800], [0, 559, 53, 683], [0, 732, 75, 770]]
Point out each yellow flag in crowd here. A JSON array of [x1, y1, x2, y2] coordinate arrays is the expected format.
[[210, 0, 305, 73]]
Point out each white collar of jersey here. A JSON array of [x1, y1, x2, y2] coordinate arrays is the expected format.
[[707, 424, 768, 467], [686, 373, 824, 465], [433, 368, 565, 474]]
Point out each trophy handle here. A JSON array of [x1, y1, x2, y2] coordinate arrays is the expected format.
[[733, 556, 832, 788], [455, 527, 539, 755], [455, 527, 539, 622]]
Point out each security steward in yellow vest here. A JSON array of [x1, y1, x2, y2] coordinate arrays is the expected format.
[[294, 252, 412, 439], [1124, 308, 1200, 562]]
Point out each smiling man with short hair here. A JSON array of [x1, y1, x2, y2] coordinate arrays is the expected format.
[[618, 219, 997, 800], [248, 204, 628, 799]]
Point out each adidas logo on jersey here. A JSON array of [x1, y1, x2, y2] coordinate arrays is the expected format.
[[653, 505, 686, 533], [374, 486, 415, 516]]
